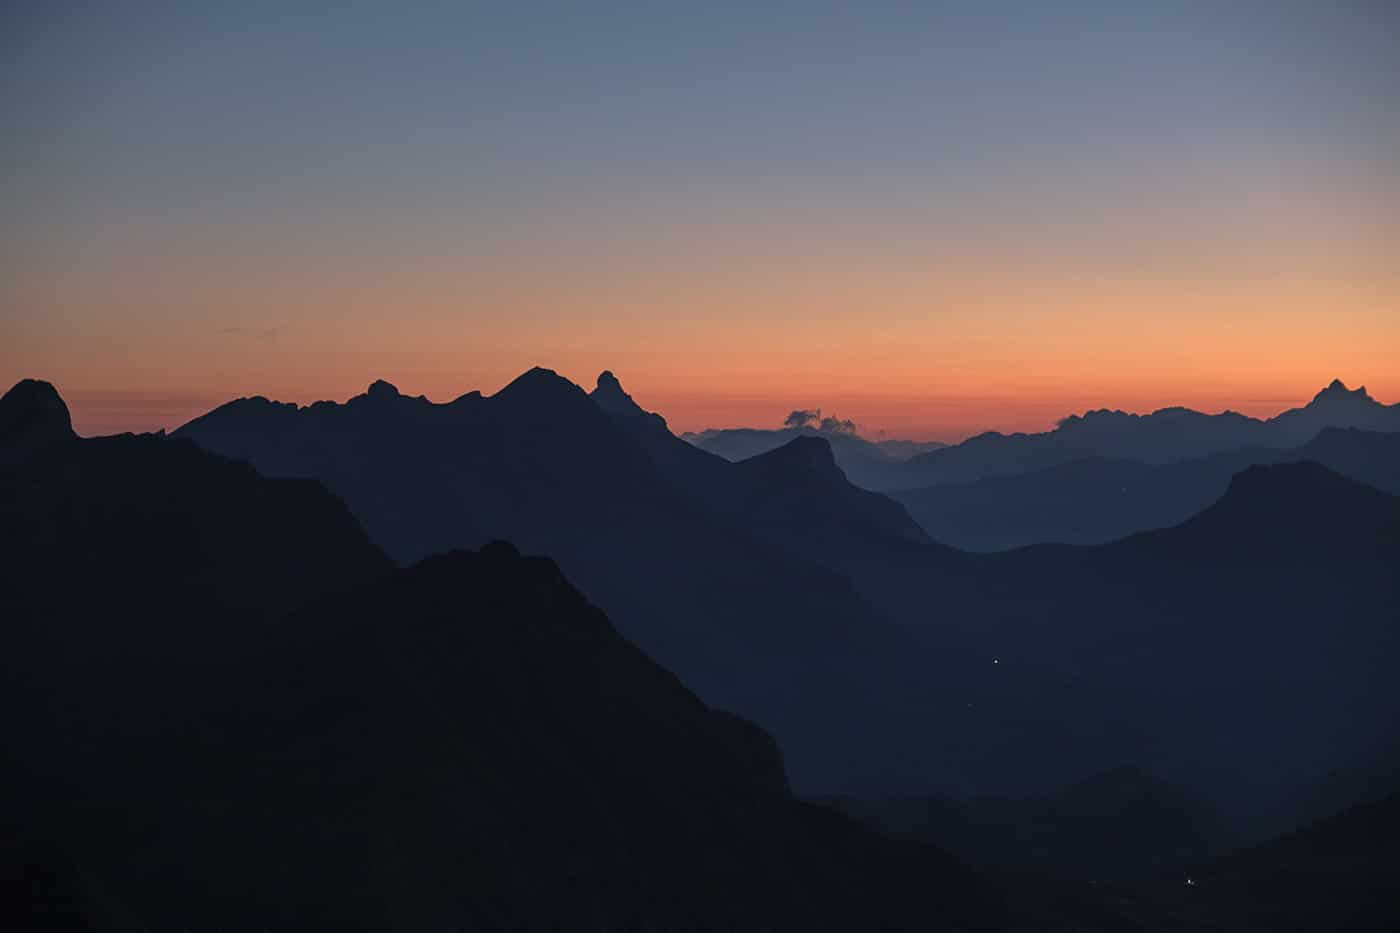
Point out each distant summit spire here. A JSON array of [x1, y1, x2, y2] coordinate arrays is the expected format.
[[591, 370, 643, 417], [1312, 379, 1372, 403]]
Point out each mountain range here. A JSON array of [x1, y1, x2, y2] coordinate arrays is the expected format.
[[6, 373, 1399, 930], [686, 379, 1399, 494], [170, 370, 1400, 826], [894, 426, 1400, 550], [880, 378, 1400, 490], [0, 379, 1001, 931]]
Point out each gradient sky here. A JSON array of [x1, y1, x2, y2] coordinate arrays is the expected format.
[[3, 1, 1398, 440]]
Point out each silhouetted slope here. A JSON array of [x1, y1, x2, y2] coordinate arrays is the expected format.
[[894, 427, 1400, 550], [589, 369, 742, 508], [1271, 378, 1400, 443], [886, 379, 1400, 490], [1118, 461, 1400, 563], [1296, 426, 1400, 493], [2, 381, 1004, 930], [0, 384, 389, 663], [3, 531, 1000, 927], [832, 767, 1233, 882], [938, 463, 1400, 818], [684, 425, 944, 487], [175, 370, 925, 792], [174, 371, 1400, 816], [730, 435, 934, 562], [593, 372, 936, 567]]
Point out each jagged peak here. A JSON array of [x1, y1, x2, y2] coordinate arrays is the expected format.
[[590, 370, 645, 414], [1311, 379, 1373, 404]]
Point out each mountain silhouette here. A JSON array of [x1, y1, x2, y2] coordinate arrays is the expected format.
[[682, 423, 945, 488], [894, 427, 1400, 550], [173, 372, 1400, 820], [592, 372, 935, 568], [880, 379, 1400, 490], [829, 458, 1400, 830], [0, 380, 388, 664], [174, 369, 930, 792], [1, 380, 1003, 932]]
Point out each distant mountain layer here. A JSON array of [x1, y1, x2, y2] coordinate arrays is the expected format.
[[894, 427, 1400, 550], [881, 379, 1400, 490], [849, 461, 1400, 819], [682, 424, 946, 488], [0, 380, 999, 932]]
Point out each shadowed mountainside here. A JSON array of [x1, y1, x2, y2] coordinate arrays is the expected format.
[[849, 462, 1400, 824], [174, 372, 1400, 821], [0, 380, 1003, 932], [894, 427, 1400, 550], [173, 369, 936, 792], [592, 371, 935, 568]]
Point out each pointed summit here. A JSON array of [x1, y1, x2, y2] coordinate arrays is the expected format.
[[0, 379, 76, 464], [1311, 379, 1372, 403], [590, 370, 645, 418]]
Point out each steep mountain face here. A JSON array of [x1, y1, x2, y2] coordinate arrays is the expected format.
[[885, 379, 1400, 490], [174, 370, 925, 792], [1, 381, 1004, 932], [727, 435, 934, 565], [589, 369, 742, 508], [894, 427, 1400, 550], [592, 372, 935, 567]]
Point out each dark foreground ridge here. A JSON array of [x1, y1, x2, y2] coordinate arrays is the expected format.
[[0, 380, 1001, 931]]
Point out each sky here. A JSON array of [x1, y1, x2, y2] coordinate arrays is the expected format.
[[3, 1, 1398, 441]]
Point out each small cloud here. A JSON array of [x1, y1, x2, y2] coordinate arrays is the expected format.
[[783, 408, 821, 430], [818, 415, 857, 435]]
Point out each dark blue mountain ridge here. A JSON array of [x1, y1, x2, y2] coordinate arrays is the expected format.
[[894, 426, 1400, 550], [172, 370, 1400, 815], [882, 378, 1399, 489]]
